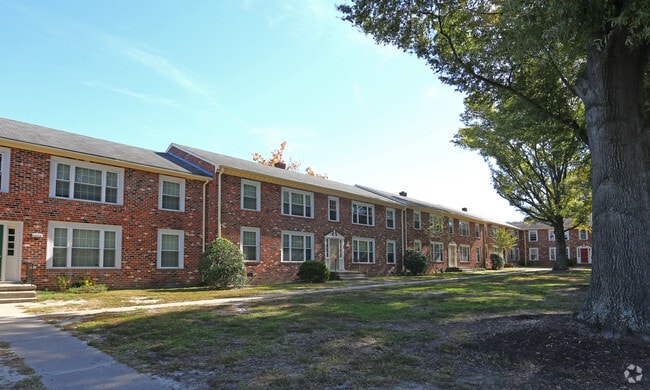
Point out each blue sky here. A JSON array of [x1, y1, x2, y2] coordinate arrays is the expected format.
[[0, 0, 523, 222]]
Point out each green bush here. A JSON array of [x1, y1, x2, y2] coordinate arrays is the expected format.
[[403, 249, 428, 275], [490, 253, 505, 270], [56, 275, 71, 291], [567, 258, 577, 267], [297, 261, 330, 283], [200, 238, 247, 290]]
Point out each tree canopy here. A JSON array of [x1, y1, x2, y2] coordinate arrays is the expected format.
[[339, 0, 650, 338], [253, 141, 328, 178]]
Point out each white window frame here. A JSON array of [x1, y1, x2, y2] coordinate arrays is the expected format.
[[47, 221, 122, 269], [386, 208, 395, 229], [241, 227, 260, 262], [460, 245, 471, 263], [459, 221, 470, 237], [548, 230, 570, 241], [549, 247, 556, 262], [0, 147, 10, 193], [476, 246, 481, 263], [529, 247, 539, 262], [413, 240, 422, 252], [157, 229, 184, 269], [579, 229, 589, 240], [50, 157, 124, 205], [475, 223, 480, 239], [352, 237, 375, 263], [328, 196, 339, 222], [281, 231, 314, 262], [413, 210, 421, 230], [386, 240, 396, 264], [281, 187, 314, 218], [352, 201, 375, 226], [431, 242, 444, 263], [241, 179, 261, 211], [159, 175, 185, 211], [448, 218, 455, 234], [528, 230, 538, 242]]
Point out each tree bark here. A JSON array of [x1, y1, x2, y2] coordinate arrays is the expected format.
[[552, 216, 569, 271], [575, 30, 650, 338]]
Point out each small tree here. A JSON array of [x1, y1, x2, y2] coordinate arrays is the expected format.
[[492, 228, 519, 265], [199, 238, 247, 290]]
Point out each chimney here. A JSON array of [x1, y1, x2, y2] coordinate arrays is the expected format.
[[462, 207, 468, 212], [274, 162, 286, 169], [399, 191, 407, 197]]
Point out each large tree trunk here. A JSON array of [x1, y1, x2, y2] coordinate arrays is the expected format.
[[552, 216, 569, 271], [575, 30, 650, 339]]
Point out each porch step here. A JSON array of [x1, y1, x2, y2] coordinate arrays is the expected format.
[[0, 283, 37, 304], [331, 271, 367, 281]]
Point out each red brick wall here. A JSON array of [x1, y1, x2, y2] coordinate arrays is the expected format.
[[516, 227, 593, 266], [0, 149, 205, 289]]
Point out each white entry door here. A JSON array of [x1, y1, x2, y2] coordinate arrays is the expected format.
[[448, 243, 458, 268], [0, 222, 23, 282], [324, 232, 345, 272]]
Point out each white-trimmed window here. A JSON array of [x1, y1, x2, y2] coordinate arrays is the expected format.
[[475, 223, 480, 238], [282, 188, 313, 218], [241, 179, 260, 211], [48, 222, 121, 268], [328, 196, 339, 221], [413, 211, 421, 230], [386, 208, 395, 229], [491, 226, 498, 237], [282, 231, 313, 262], [352, 237, 375, 263], [158, 229, 184, 269], [550, 247, 570, 261], [241, 227, 260, 261], [579, 229, 589, 240], [159, 175, 185, 211], [460, 245, 470, 263], [0, 147, 10, 192], [528, 230, 538, 242], [549, 229, 570, 241], [529, 247, 539, 261], [431, 242, 444, 263], [50, 157, 124, 204], [413, 240, 422, 252], [448, 218, 455, 234], [352, 201, 374, 226], [459, 221, 470, 237], [429, 214, 444, 234], [386, 240, 396, 264], [476, 247, 481, 263]]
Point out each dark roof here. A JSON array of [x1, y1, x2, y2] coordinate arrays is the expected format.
[[171, 144, 403, 205], [0, 118, 211, 177], [355, 184, 518, 228]]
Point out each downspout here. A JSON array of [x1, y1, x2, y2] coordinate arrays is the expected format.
[[401, 206, 407, 272], [202, 179, 209, 250], [217, 166, 224, 238]]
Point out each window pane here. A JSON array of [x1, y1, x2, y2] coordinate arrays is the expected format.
[[55, 164, 71, 197], [162, 181, 181, 210], [243, 184, 258, 210], [105, 172, 118, 203], [104, 231, 116, 267], [160, 234, 180, 267], [72, 229, 100, 267], [74, 167, 103, 201]]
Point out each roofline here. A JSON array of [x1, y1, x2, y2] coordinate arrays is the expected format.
[[1, 138, 211, 181]]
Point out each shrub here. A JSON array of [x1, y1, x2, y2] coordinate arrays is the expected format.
[[200, 238, 247, 290], [403, 250, 428, 275], [567, 258, 577, 267], [490, 253, 505, 270], [70, 284, 107, 294], [297, 261, 330, 283], [55, 275, 71, 291]]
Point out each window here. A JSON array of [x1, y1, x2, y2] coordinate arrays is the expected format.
[[48, 222, 121, 268], [491, 226, 498, 237], [460, 245, 470, 263], [0, 147, 10, 192], [529, 248, 539, 261], [549, 230, 570, 241], [328, 196, 339, 221], [241, 227, 260, 261], [429, 214, 444, 234], [448, 218, 454, 234], [476, 247, 481, 263], [158, 229, 184, 268], [352, 237, 375, 263], [579, 229, 589, 240], [50, 157, 123, 204], [550, 247, 556, 262], [475, 223, 480, 238], [431, 242, 444, 263], [282, 188, 313, 218], [386, 240, 396, 264], [282, 232, 313, 262], [352, 201, 375, 226], [241, 180, 260, 211], [159, 175, 185, 211], [386, 208, 395, 229], [413, 240, 422, 252], [459, 221, 470, 237], [528, 230, 538, 242], [413, 211, 421, 229]]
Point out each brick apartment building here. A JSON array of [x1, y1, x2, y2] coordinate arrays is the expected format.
[[0, 118, 551, 290], [510, 221, 593, 266]]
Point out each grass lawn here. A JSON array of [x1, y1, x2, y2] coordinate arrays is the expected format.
[[36, 269, 648, 389]]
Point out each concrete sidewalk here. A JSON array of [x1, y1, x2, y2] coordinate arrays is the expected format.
[[0, 303, 176, 389]]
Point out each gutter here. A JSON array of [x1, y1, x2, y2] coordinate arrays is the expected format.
[[217, 166, 224, 238]]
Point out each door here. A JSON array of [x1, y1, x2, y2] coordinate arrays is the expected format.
[[579, 247, 591, 264], [448, 243, 458, 268], [324, 232, 345, 272], [0, 223, 22, 282]]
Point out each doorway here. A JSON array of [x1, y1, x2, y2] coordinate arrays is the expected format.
[[0, 222, 22, 282], [324, 231, 345, 272]]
